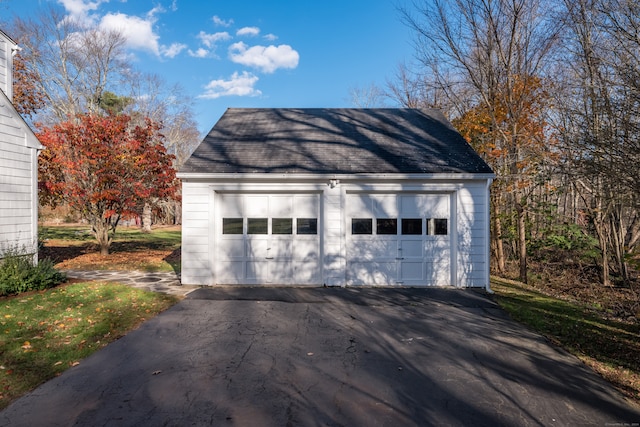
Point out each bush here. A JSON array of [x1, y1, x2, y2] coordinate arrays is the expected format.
[[530, 222, 600, 263], [0, 249, 66, 296]]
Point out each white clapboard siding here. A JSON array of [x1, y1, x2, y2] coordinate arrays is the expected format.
[[456, 181, 491, 287], [0, 30, 43, 261], [0, 34, 10, 99], [180, 182, 212, 284]]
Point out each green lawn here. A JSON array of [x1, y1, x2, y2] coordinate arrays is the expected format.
[[0, 282, 178, 409], [491, 276, 640, 404], [39, 225, 181, 249]]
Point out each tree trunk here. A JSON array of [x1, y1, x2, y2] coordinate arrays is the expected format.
[[92, 221, 112, 256], [593, 212, 610, 286], [516, 201, 527, 284], [493, 215, 506, 274], [610, 206, 630, 285], [142, 203, 152, 233], [174, 200, 182, 225]]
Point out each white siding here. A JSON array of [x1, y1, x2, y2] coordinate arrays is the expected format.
[[0, 31, 43, 262], [180, 182, 213, 284], [0, 99, 40, 260], [0, 30, 17, 101], [323, 186, 344, 286], [0, 35, 9, 100], [456, 181, 491, 287]]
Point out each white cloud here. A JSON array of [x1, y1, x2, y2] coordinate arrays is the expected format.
[[213, 15, 233, 27], [264, 33, 278, 41], [237, 26, 260, 37], [197, 31, 231, 48], [161, 43, 187, 58], [199, 71, 261, 99], [99, 12, 160, 55], [229, 42, 299, 73], [188, 48, 209, 58], [58, 0, 105, 25]]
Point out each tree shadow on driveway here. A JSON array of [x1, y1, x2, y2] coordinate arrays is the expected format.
[[2, 287, 639, 426]]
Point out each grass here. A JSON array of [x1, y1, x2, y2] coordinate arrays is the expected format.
[[39, 224, 181, 273], [0, 282, 178, 409], [491, 276, 640, 404]]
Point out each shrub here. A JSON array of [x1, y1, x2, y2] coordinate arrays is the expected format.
[[0, 248, 66, 296]]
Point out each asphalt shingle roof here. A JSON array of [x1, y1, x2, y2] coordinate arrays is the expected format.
[[180, 108, 493, 175]]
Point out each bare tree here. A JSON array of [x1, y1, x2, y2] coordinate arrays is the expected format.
[[124, 72, 201, 167], [124, 72, 201, 229], [348, 82, 387, 108], [10, 6, 128, 123], [400, 0, 561, 282], [551, 0, 640, 286]]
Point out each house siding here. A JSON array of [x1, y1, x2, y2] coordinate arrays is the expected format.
[[0, 35, 10, 99], [0, 30, 43, 262], [323, 185, 345, 286], [180, 181, 213, 285], [0, 107, 38, 257], [455, 181, 491, 287]]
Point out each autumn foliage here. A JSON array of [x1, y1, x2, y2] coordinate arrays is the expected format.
[[12, 53, 46, 119], [38, 114, 179, 255]]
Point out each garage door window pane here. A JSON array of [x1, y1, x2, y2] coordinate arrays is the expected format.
[[297, 218, 318, 235], [402, 218, 422, 235], [434, 218, 448, 235], [272, 218, 293, 234], [248, 218, 268, 234], [223, 218, 243, 234], [352, 218, 372, 234], [377, 218, 397, 235]]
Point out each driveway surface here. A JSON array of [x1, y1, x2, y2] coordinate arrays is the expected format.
[[2, 287, 639, 426]]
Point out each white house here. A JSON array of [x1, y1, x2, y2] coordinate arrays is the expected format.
[[0, 29, 43, 261], [178, 108, 494, 288]]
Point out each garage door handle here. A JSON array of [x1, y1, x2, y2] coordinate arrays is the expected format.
[[396, 257, 405, 260], [265, 257, 274, 260]]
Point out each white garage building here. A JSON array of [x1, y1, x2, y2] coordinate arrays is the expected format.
[[178, 108, 494, 288]]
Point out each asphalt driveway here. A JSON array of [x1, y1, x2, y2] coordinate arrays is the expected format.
[[2, 287, 639, 426]]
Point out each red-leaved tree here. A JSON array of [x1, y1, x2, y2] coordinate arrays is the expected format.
[[38, 113, 179, 255]]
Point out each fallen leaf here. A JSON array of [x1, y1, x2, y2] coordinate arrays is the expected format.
[[152, 370, 162, 375], [21, 341, 32, 350]]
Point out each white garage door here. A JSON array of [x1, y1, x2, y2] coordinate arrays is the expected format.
[[216, 193, 321, 285], [346, 193, 451, 286]]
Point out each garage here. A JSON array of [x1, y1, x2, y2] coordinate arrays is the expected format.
[[178, 108, 494, 288], [216, 193, 321, 285], [346, 193, 451, 286]]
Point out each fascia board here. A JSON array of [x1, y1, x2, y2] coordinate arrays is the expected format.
[[0, 90, 44, 150], [177, 172, 496, 181]]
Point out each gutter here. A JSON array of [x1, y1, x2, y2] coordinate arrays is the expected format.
[[177, 172, 497, 181]]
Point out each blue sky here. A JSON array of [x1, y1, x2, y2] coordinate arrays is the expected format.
[[2, 0, 415, 133]]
